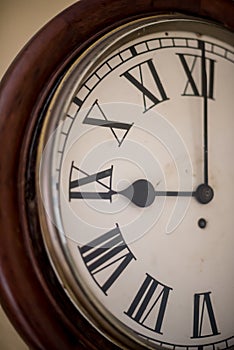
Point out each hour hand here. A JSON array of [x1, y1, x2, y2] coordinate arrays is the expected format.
[[118, 179, 214, 207], [118, 179, 195, 208]]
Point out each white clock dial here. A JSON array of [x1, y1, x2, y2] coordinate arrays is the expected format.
[[38, 17, 234, 350]]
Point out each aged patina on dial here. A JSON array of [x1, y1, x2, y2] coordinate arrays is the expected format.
[[38, 15, 234, 350], [0, 1, 234, 350]]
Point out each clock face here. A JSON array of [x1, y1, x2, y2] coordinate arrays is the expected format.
[[38, 17, 234, 349]]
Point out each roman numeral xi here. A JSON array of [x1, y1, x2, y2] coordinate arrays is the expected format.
[[121, 59, 169, 112]]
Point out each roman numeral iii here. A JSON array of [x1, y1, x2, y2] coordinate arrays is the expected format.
[[121, 59, 169, 112], [125, 273, 172, 334], [79, 224, 136, 294]]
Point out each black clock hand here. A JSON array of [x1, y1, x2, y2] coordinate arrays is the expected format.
[[118, 179, 194, 207], [199, 40, 209, 185], [117, 179, 213, 208], [70, 166, 213, 206]]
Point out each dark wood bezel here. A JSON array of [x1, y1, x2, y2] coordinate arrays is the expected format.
[[0, 1, 233, 349]]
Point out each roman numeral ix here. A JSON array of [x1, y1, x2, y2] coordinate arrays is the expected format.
[[79, 224, 136, 294], [69, 162, 116, 202], [121, 59, 169, 112]]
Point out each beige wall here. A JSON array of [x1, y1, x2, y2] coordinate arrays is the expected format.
[[0, 0, 77, 79], [0, 1, 77, 348]]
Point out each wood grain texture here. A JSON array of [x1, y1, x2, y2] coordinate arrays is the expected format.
[[0, 0, 233, 349]]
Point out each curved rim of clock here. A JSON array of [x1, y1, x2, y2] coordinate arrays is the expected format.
[[0, 1, 233, 349], [37, 14, 234, 350]]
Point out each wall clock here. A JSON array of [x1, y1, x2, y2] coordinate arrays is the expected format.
[[0, 1, 233, 349]]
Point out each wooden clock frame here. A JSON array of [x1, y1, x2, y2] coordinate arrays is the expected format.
[[0, 1, 233, 349]]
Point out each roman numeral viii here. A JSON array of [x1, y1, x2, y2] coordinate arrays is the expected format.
[[191, 292, 220, 339], [79, 224, 136, 294], [125, 273, 172, 334], [121, 59, 169, 112], [69, 162, 116, 202]]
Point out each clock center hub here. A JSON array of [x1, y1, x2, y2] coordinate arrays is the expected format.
[[195, 183, 214, 204]]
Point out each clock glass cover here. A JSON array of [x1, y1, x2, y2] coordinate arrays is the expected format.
[[38, 17, 234, 350]]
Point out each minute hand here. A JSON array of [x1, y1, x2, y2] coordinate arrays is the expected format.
[[199, 40, 209, 185]]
